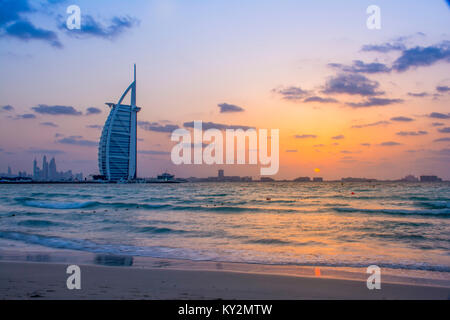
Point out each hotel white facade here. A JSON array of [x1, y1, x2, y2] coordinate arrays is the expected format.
[[98, 65, 140, 181]]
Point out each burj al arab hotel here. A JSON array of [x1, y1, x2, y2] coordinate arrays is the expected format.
[[98, 65, 140, 181]]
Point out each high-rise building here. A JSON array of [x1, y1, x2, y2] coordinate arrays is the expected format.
[[33, 158, 38, 179], [49, 157, 57, 180], [98, 65, 140, 181], [42, 156, 48, 181]]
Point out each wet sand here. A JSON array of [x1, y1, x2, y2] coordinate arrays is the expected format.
[[1, 261, 449, 300]]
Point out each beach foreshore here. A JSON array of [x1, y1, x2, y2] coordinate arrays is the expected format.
[[1, 260, 449, 300]]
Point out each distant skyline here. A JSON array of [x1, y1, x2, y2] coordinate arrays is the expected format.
[[0, 0, 450, 180]]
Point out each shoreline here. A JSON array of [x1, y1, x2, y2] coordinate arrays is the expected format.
[[1, 260, 449, 300]]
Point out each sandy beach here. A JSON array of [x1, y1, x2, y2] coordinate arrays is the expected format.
[[1, 260, 449, 300]]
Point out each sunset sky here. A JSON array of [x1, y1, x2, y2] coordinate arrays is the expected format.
[[0, 0, 449, 180]]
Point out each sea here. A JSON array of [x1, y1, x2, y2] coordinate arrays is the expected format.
[[1, 182, 449, 285]]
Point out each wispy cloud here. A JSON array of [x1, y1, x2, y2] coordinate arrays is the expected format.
[[332, 135, 345, 140], [138, 121, 179, 132], [86, 124, 103, 129], [328, 60, 390, 74], [361, 42, 406, 53], [40, 121, 58, 127], [428, 112, 450, 119], [323, 73, 383, 96], [408, 92, 429, 97], [294, 134, 317, 139], [0, 105, 14, 111], [436, 85, 450, 93], [183, 121, 254, 131], [433, 137, 450, 142], [218, 103, 245, 113], [273, 86, 309, 101], [380, 141, 402, 146], [0, 0, 62, 48], [15, 113, 36, 119], [56, 136, 97, 147], [438, 127, 450, 133], [391, 116, 414, 122], [351, 121, 390, 129], [347, 97, 403, 108], [396, 131, 427, 136], [392, 41, 450, 72], [60, 15, 139, 40], [32, 104, 82, 116], [303, 96, 338, 103], [86, 107, 102, 115]]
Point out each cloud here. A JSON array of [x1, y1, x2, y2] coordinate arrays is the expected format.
[[432, 122, 444, 127], [361, 143, 371, 147], [396, 131, 428, 136], [86, 107, 101, 115], [0, 105, 14, 111], [328, 60, 390, 74], [138, 121, 180, 132], [40, 121, 58, 127], [183, 121, 255, 131], [15, 113, 36, 119], [390, 116, 414, 122], [61, 15, 139, 40], [313, 144, 325, 147], [86, 124, 103, 129], [3, 20, 62, 48], [436, 85, 450, 93], [428, 112, 450, 119], [138, 150, 170, 155], [27, 147, 65, 155], [218, 103, 245, 113], [332, 135, 345, 140], [32, 104, 82, 116], [438, 127, 450, 133], [0, 0, 62, 48], [56, 136, 97, 147], [433, 137, 450, 142], [392, 41, 450, 72], [408, 92, 429, 97], [273, 86, 309, 101], [380, 141, 402, 146], [347, 97, 403, 108], [361, 42, 406, 53], [294, 134, 317, 139], [351, 121, 390, 129], [285, 149, 298, 153], [323, 73, 383, 96], [303, 96, 338, 103]]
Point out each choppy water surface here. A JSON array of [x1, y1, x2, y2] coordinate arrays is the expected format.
[[0, 182, 449, 278]]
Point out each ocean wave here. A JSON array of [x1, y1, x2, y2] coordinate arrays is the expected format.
[[22, 200, 98, 209], [17, 220, 66, 227], [246, 238, 291, 245], [1, 230, 449, 273], [333, 207, 450, 217], [416, 201, 450, 209], [135, 226, 187, 234]]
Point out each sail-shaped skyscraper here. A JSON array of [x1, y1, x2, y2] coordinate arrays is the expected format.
[[98, 65, 140, 181]]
